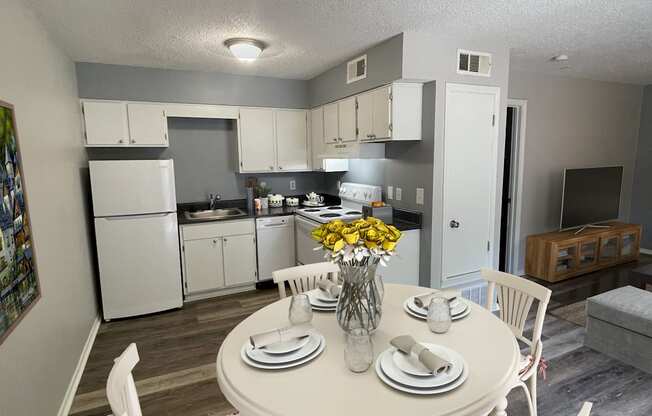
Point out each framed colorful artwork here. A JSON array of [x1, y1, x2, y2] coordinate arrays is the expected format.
[[0, 100, 40, 344]]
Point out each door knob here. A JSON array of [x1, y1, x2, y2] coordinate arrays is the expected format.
[[449, 220, 460, 229]]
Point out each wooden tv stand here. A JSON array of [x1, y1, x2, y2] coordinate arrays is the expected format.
[[526, 222, 641, 283]]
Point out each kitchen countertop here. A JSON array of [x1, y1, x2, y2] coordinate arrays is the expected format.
[[177, 198, 422, 231]]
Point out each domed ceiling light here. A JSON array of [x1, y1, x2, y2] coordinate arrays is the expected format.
[[225, 38, 265, 62]]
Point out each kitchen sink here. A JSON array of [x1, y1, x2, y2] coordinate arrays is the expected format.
[[183, 207, 248, 221]]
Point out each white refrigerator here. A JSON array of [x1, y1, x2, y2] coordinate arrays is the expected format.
[[90, 159, 182, 320]]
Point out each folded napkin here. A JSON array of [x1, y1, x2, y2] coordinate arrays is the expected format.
[[390, 335, 452, 374], [317, 279, 340, 298], [413, 290, 461, 309], [250, 323, 313, 349]]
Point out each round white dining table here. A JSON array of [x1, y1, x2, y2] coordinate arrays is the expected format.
[[216, 284, 520, 416]]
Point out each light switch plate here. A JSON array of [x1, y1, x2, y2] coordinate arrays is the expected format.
[[387, 186, 394, 200], [395, 187, 402, 201], [416, 188, 424, 205], [289, 179, 296, 191]]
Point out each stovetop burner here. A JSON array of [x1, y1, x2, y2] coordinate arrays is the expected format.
[[303, 208, 321, 212], [345, 211, 362, 215], [327, 206, 343, 210], [320, 213, 342, 218]]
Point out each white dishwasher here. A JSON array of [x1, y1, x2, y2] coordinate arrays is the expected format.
[[256, 215, 296, 281]]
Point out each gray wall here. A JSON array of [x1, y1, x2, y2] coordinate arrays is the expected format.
[[88, 118, 332, 203], [629, 85, 652, 249], [76, 62, 309, 108], [307, 34, 403, 107], [0, 0, 98, 414], [401, 31, 511, 289], [510, 70, 643, 273]]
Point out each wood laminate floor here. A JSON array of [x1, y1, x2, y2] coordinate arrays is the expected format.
[[70, 257, 652, 416]]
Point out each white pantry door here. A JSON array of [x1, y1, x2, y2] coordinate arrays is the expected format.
[[442, 83, 500, 281]]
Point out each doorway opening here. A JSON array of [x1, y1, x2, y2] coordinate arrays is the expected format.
[[499, 100, 527, 273]]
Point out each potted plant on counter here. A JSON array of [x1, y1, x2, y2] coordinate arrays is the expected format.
[[311, 217, 402, 333]]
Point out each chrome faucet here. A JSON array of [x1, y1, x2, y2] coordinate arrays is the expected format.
[[209, 193, 221, 210]]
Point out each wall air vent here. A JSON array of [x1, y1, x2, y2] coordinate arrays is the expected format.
[[347, 54, 367, 84], [457, 49, 492, 77]]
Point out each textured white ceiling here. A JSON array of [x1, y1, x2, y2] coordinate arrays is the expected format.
[[25, 0, 652, 84]]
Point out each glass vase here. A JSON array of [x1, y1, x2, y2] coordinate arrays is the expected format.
[[336, 261, 383, 333]]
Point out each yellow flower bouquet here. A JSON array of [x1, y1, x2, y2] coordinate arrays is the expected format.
[[312, 216, 402, 333], [311, 217, 402, 266]]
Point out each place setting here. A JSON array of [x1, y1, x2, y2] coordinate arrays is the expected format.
[[403, 290, 471, 323], [375, 334, 469, 395], [305, 279, 341, 312], [241, 293, 326, 370]]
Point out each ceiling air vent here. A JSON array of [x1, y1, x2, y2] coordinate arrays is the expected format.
[[347, 54, 367, 84], [457, 49, 492, 77]]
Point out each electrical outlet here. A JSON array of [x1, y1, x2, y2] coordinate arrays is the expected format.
[[416, 188, 424, 205], [387, 186, 394, 200], [289, 179, 296, 191], [395, 187, 402, 201]]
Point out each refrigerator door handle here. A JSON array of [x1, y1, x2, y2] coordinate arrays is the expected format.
[[99, 212, 175, 220]]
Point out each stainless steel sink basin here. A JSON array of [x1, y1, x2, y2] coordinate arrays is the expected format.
[[183, 208, 248, 221]]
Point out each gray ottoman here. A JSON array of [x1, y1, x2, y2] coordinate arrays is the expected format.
[[585, 286, 652, 374]]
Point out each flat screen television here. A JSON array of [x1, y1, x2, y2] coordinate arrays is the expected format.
[[560, 166, 623, 230]]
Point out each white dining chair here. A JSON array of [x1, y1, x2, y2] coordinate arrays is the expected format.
[[577, 402, 593, 416], [272, 262, 340, 299], [481, 268, 552, 416], [106, 343, 143, 416]]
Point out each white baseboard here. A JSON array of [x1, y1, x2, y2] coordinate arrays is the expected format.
[[57, 315, 101, 416], [640, 248, 652, 255]]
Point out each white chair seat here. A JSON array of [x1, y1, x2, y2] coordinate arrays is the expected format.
[[272, 262, 339, 299]]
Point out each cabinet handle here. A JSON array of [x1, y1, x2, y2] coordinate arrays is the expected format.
[[269, 166, 274, 170], [118, 139, 124, 144], [223, 238, 227, 244], [279, 166, 283, 170], [213, 239, 217, 244], [131, 139, 136, 144]]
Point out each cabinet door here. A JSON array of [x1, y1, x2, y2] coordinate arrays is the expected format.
[[310, 107, 326, 168], [371, 86, 392, 139], [620, 230, 639, 259], [578, 238, 598, 268], [323, 103, 339, 144], [599, 234, 620, 264], [356, 92, 374, 141], [276, 109, 308, 171], [338, 97, 357, 142], [82, 101, 129, 146], [223, 234, 257, 286], [127, 103, 168, 147], [239, 108, 276, 172], [183, 238, 225, 294], [551, 243, 578, 279]]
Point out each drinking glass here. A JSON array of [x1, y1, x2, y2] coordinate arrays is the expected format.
[[344, 328, 374, 373], [289, 294, 313, 325], [427, 296, 452, 334]]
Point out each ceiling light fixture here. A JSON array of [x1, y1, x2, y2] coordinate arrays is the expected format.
[[224, 38, 265, 62], [551, 54, 569, 62]]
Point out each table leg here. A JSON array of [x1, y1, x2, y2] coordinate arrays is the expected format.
[[491, 397, 508, 416]]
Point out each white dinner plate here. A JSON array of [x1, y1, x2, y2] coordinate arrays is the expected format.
[[246, 333, 321, 364], [403, 299, 471, 321], [408, 296, 467, 317], [314, 288, 340, 303], [376, 349, 469, 395], [260, 334, 311, 355], [311, 305, 337, 312], [308, 291, 340, 309], [381, 349, 464, 389], [241, 334, 326, 370], [390, 343, 464, 380]]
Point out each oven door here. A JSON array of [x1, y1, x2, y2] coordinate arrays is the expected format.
[[295, 215, 328, 265]]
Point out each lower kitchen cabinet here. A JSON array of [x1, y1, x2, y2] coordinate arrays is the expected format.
[[223, 234, 257, 287], [183, 237, 225, 294], [180, 219, 257, 301]]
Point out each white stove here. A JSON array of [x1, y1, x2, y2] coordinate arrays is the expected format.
[[295, 183, 382, 265], [296, 183, 382, 224]]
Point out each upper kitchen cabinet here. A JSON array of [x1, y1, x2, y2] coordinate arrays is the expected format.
[[310, 107, 349, 171], [275, 109, 309, 171], [323, 102, 339, 144], [126, 103, 168, 146], [237, 107, 310, 173], [81, 99, 169, 147], [238, 107, 276, 172], [81, 100, 130, 146], [338, 96, 358, 143], [360, 83, 422, 142]]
